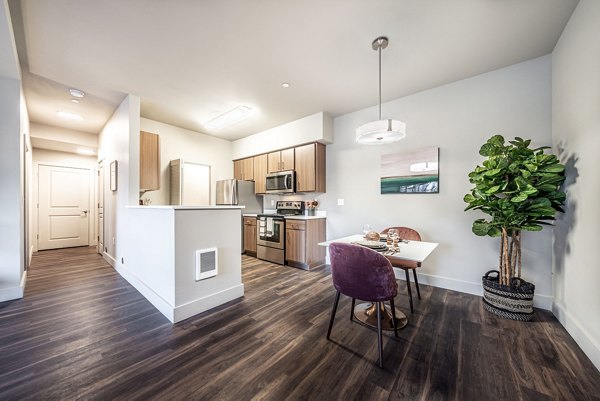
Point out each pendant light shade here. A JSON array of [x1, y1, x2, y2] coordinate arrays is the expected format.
[[356, 36, 406, 145]]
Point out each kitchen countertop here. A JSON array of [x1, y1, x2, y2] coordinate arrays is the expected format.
[[242, 213, 325, 220], [130, 205, 245, 210]]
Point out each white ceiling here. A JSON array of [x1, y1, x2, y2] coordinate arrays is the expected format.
[[12, 0, 578, 140]]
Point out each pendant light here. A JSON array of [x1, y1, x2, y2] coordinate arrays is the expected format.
[[356, 36, 406, 145]]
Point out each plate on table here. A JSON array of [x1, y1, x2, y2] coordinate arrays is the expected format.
[[355, 240, 389, 251]]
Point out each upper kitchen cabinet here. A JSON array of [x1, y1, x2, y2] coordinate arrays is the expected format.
[[268, 148, 294, 173], [140, 131, 160, 192], [295, 143, 326, 193], [253, 154, 268, 194], [233, 157, 254, 181]]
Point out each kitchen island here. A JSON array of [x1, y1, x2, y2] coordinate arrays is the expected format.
[[122, 205, 244, 323]]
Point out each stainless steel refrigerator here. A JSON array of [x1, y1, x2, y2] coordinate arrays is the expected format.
[[216, 180, 263, 252]]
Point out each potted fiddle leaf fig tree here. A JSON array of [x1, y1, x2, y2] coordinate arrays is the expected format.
[[464, 135, 566, 321]]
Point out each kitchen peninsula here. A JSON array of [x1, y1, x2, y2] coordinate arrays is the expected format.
[[123, 205, 245, 323]]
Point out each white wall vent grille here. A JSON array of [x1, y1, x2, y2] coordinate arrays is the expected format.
[[195, 247, 218, 281]]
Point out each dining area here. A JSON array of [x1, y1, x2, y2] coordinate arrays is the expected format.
[[319, 226, 439, 368]]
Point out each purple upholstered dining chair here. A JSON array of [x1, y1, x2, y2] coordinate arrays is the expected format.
[[326, 242, 398, 368]]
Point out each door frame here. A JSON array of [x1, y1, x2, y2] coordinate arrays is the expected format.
[[33, 161, 96, 252], [96, 160, 104, 255]]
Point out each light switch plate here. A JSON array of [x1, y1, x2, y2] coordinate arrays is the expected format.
[[337, 199, 345, 206]]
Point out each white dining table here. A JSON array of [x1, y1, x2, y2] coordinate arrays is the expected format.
[[318, 234, 439, 330]]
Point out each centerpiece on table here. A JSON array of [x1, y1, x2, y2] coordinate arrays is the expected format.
[[464, 135, 566, 321]]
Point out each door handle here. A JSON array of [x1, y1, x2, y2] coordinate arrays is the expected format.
[[81, 210, 89, 217]]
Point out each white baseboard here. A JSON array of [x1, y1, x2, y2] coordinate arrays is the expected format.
[[393, 268, 553, 310], [553, 302, 600, 371], [113, 264, 175, 322], [173, 284, 245, 323], [0, 271, 27, 302], [103, 252, 117, 268]]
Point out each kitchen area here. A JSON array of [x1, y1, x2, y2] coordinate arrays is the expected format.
[[125, 113, 332, 323], [226, 141, 327, 270]]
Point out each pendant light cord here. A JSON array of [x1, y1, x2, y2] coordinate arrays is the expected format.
[[378, 43, 382, 120]]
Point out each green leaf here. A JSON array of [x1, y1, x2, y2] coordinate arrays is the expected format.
[[488, 227, 502, 237], [463, 194, 476, 203], [511, 193, 528, 203], [485, 185, 501, 195], [522, 225, 543, 231], [540, 164, 565, 173], [472, 220, 490, 236]]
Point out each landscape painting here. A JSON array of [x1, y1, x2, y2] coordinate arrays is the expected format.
[[380, 147, 439, 194]]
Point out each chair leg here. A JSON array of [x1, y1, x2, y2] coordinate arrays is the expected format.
[[405, 269, 414, 313], [389, 298, 398, 338], [350, 298, 356, 321], [376, 302, 384, 368], [413, 269, 421, 300], [327, 291, 341, 340]]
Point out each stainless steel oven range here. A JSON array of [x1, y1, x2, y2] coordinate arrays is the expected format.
[[256, 201, 305, 265]]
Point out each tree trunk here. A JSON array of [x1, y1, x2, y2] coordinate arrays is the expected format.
[[502, 228, 510, 286]]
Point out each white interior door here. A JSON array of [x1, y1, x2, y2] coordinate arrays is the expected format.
[[38, 164, 90, 250]]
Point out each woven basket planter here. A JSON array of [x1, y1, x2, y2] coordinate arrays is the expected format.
[[482, 270, 535, 321]]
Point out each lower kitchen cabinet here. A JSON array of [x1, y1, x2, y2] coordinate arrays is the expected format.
[[285, 218, 326, 269], [243, 217, 257, 256]]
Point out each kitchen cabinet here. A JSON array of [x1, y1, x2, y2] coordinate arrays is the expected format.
[[243, 216, 257, 256], [253, 154, 268, 194], [140, 131, 160, 192], [268, 148, 294, 173], [295, 143, 326, 193], [285, 218, 326, 269], [234, 157, 254, 181]]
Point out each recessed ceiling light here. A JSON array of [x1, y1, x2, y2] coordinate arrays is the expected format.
[[57, 111, 84, 120], [76, 148, 96, 156], [204, 106, 253, 130], [71, 99, 80, 103], [69, 88, 85, 98], [281, 82, 290, 88]]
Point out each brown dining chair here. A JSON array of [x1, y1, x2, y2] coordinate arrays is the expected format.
[[381, 227, 422, 313], [327, 242, 398, 368]]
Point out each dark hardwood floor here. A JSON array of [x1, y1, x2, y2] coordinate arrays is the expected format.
[[1, 246, 599, 400]]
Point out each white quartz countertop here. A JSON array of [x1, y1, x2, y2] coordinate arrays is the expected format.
[[242, 213, 325, 220], [129, 205, 245, 210]]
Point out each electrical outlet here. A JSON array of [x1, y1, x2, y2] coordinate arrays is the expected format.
[[112, 237, 115, 245], [337, 199, 345, 206], [271, 200, 275, 206]]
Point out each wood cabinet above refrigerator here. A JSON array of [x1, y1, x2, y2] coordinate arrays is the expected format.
[[140, 131, 160, 192]]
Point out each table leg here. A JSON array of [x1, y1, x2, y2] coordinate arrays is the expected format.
[[353, 302, 408, 330]]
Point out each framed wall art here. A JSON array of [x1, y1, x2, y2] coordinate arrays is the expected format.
[[110, 160, 118, 192], [380, 147, 439, 194]]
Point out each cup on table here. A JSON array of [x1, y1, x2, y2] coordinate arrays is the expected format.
[[362, 224, 371, 237], [386, 229, 397, 246]]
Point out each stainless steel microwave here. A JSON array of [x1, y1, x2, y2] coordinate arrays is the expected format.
[[266, 170, 296, 194]]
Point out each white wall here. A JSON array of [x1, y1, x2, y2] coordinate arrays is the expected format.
[[140, 118, 233, 206], [231, 112, 333, 160], [33, 148, 97, 169], [0, 75, 26, 301], [30, 122, 98, 149], [30, 148, 98, 252], [98, 95, 140, 265], [552, 0, 600, 370], [318, 56, 554, 308]]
